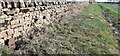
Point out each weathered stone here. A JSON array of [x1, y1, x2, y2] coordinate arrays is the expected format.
[[29, 7, 34, 12], [0, 31, 7, 39], [22, 31, 27, 36], [18, 12, 23, 15], [7, 10, 16, 16], [22, 13, 26, 17], [16, 19, 20, 24], [20, 18, 25, 23], [13, 31, 21, 38], [7, 29, 14, 36], [0, 19, 5, 24], [36, 15, 39, 18], [2, 8, 10, 11], [43, 19, 49, 25], [9, 37, 15, 49], [0, 39, 5, 48], [18, 27, 23, 31], [38, 18, 44, 24], [5, 17, 12, 21], [11, 20, 17, 25], [25, 17, 32, 22], [15, 8, 20, 13], [40, 15, 43, 19], [11, 23, 24, 28], [36, 11, 40, 15], [35, 8, 38, 11], [26, 27, 32, 33], [7, 25, 11, 29], [23, 25, 29, 31], [7, 4, 12, 8], [0, 3, 2, 9], [25, 13, 30, 17], [35, 23, 43, 28], [0, 15, 7, 19], [0, 27, 6, 30]]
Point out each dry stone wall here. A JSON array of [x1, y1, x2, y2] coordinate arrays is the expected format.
[[0, 2, 83, 48]]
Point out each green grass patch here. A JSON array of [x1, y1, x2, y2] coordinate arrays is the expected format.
[[98, 3, 120, 31], [99, 4, 120, 14], [47, 4, 119, 54]]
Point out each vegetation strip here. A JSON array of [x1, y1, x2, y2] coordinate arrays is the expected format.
[[47, 4, 119, 54], [99, 3, 120, 52]]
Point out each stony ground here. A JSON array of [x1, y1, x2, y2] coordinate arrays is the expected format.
[[0, 3, 119, 54]]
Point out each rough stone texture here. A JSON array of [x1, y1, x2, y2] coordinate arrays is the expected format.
[[7, 29, 14, 36], [0, 39, 4, 48], [9, 38, 15, 49], [0, 2, 83, 53], [0, 31, 7, 39]]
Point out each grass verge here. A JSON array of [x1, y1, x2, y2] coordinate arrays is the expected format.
[[47, 4, 119, 54]]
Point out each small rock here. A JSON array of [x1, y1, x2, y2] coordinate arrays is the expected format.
[[109, 23, 112, 26], [2, 8, 10, 11], [90, 17, 94, 19], [0, 39, 5, 48], [19, 18, 24, 23], [0, 27, 5, 30], [114, 31, 118, 34], [55, 35, 66, 39], [0, 19, 5, 24], [13, 29, 21, 38], [5, 17, 12, 21], [11, 20, 16, 25], [0, 31, 7, 39], [0, 15, 7, 19], [43, 19, 49, 25], [15, 8, 20, 13], [7, 4, 12, 8], [9, 37, 15, 49], [7, 29, 14, 36]]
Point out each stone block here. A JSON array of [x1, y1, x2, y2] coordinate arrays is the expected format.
[[26, 27, 32, 33], [0, 31, 7, 39], [13, 31, 21, 38], [0, 27, 6, 30], [23, 25, 29, 31], [22, 31, 27, 36], [38, 18, 44, 24], [15, 8, 20, 13], [35, 23, 43, 28], [25, 17, 31, 22], [8, 38, 15, 49], [14, 27, 23, 32], [11, 20, 17, 25], [40, 15, 43, 19], [35, 11, 38, 14], [0, 39, 4, 48], [0, 15, 7, 19], [11, 23, 24, 28], [18, 27, 23, 31], [2, 8, 10, 11], [7, 29, 14, 36], [5, 17, 12, 21], [0, 19, 5, 24], [25, 13, 30, 17], [29, 7, 34, 12], [17, 19, 20, 24], [7, 4, 12, 8], [43, 19, 49, 25], [19, 18, 24, 23]]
